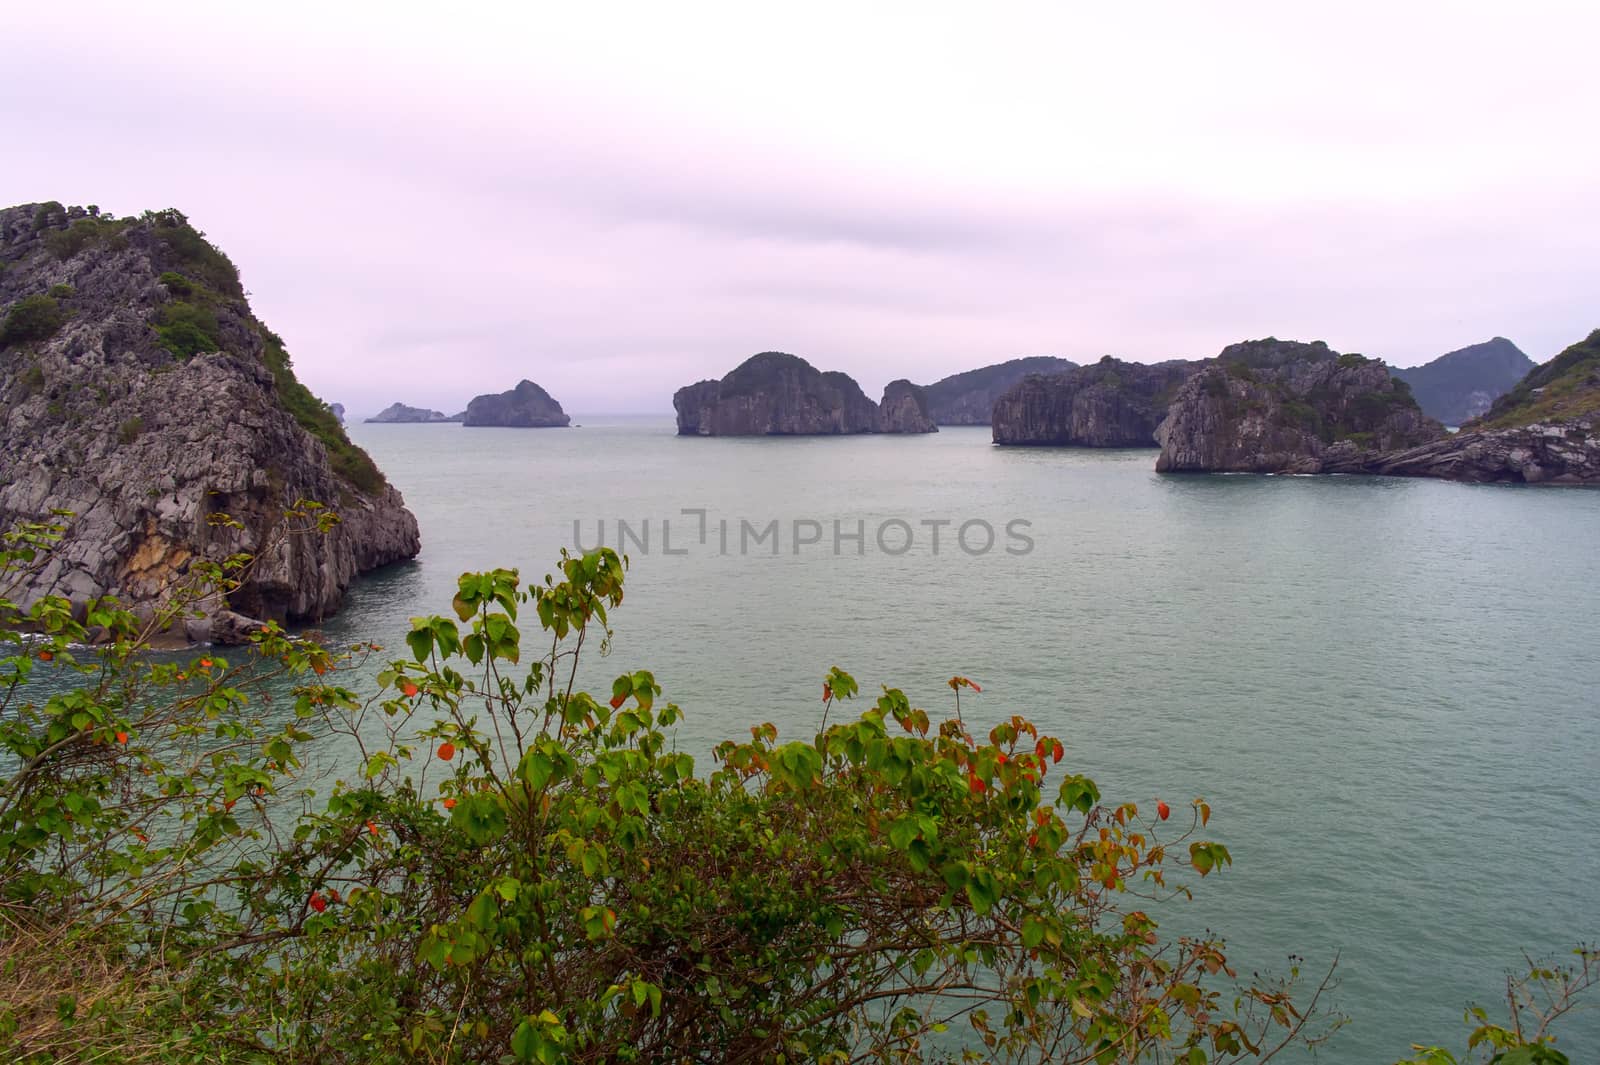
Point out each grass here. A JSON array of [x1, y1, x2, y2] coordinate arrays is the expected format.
[[1480, 329, 1600, 428]]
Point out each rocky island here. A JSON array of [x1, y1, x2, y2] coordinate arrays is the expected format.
[[366, 402, 461, 423], [1371, 329, 1600, 483], [920, 356, 1078, 425], [1155, 339, 1443, 473], [0, 201, 419, 641], [991, 356, 1197, 446], [1392, 337, 1534, 425], [674, 351, 932, 435], [462, 379, 570, 427]]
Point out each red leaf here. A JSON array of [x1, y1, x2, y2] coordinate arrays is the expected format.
[[609, 694, 626, 710], [968, 773, 987, 796], [442, 797, 456, 809], [1156, 800, 1170, 821], [436, 741, 456, 762], [968, 680, 982, 692], [822, 684, 832, 702], [115, 731, 129, 745], [308, 892, 327, 913], [400, 680, 419, 698]]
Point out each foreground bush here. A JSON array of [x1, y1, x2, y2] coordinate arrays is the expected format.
[[0, 514, 1586, 1063]]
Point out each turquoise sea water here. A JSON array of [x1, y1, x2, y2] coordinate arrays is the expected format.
[[328, 417, 1598, 1062]]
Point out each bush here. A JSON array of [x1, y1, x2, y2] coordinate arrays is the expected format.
[[152, 301, 219, 357], [259, 330, 386, 495], [47, 284, 74, 300], [0, 528, 1347, 1064], [157, 271, 193, 297], [142, 209, 241, 296], [0, 295, 65, 347], [116, 416, 143, 445]]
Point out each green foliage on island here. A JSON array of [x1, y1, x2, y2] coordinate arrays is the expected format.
[[1480, 330, 1600, 429], [152, 300, 221, 358], [46, 284, 74, 300], [3, 518, 1591, 1064], [157, 270, 194, 297], [0, 294, 66, 347], [45, 216, 132, 260], [140, 209, 241, 297], [259, 329, 386, 495]]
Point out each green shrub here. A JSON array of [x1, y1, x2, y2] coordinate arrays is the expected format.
[[116, 415, 143, 445], [152, 301, 219, 357], [0, 294, 65, 347], [46, 283, 74, 300], [30, 201, 64, 230], [260, 331, 386, 494], [157, 270, 193, 296], [142, 209, 241, 296]]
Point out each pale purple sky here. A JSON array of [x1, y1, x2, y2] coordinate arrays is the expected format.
[[7, 2, 1598, 416]]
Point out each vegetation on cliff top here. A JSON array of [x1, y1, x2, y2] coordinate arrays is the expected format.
[[1479, 330, 1600, 429]]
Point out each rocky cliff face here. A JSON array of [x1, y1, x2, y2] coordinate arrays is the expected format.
[[673, 352, 883, 435], [1392, 337, 1534, 425], [0, 202, 419, 640], [991, 356, 1196, 446], [921, 356, 1077, 425], [461, 380, 570, 427], [366, 402, 458, 423], [1362, 329, 1599, 483], [1155, 339, 1445, 473], [878, 379, 937, 433]]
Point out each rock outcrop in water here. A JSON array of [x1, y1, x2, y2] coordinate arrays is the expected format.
[[991, 356, 1197, 446], [0, 201, 420, 641], [1368, 329, 1600, 483], [1155, 339, 1445, 473], [1392, 337, 1534, 425], [921, 356, 1078, 425], [366, 402, 459, 423], [878, 379, 937, 433], [673, 352, 889, 435], [462, 380, 570, 427]]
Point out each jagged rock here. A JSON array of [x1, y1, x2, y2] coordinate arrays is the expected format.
[[1392, 337, 1534, 425], [673, 352, 881, 435], [461, 380, 570, 427], [0, 202, 420, 639], [366, 402, 456, 423], [1365, 420, 1599, 483], [992, 356, 1197, 446], [878, 379, 937, 433], [329, 402, 345, 424], [921, 356, 1078, 425], [1155, 339, 1445, 473], [183, 608, 268, 646]]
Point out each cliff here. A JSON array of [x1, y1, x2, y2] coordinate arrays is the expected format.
[[673, 352, 882, 435], [366, 402, 458, 423], [991, 356, 1196, 446], [0, 202, 419, 640], [1155, 339, 1444, 473], [1392, 337, 1534, 425], [1368, 329, 1600, 483], [878, 379, 937, 433], [921, 356, 1077, 425], [461, 380, 570, 427]]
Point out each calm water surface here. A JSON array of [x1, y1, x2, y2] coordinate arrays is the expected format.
[[331, 418, 1599, 1063]]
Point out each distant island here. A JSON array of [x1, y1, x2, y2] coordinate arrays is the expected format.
[[0, 201, 418, 642], [1155, 339, 1442, 473], [673, 352, 935, 436], [366, 402, 461, 423], [463, 379, 570, 427], [919, 356, 1078, 425], [1392, 337, 1534, 425], [1150, 333, 1600, 484], [992, 356, 1196, 447]]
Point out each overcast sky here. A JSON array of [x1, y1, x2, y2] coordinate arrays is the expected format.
[[6, 1, 1598, 415]]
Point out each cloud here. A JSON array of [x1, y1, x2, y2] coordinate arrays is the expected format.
[[3, 1, 1598, 415]]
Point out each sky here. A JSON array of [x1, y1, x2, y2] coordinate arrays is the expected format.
[[5, 0, 1598, 416]]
